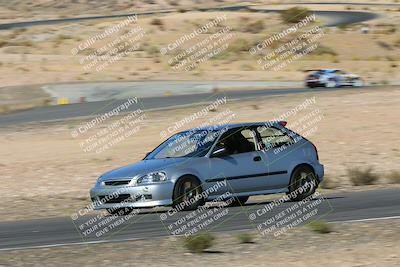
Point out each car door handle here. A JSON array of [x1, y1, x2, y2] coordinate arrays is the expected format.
[[253, 156, 262, 162]]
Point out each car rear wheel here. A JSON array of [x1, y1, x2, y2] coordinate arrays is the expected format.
[[173, 176, 204, 211], [287, 166, 318, 201], [106, 207, 133, 216], [325, 79, 337, 88], [226, 196, 249, 207], [353, 79, 363, 87]]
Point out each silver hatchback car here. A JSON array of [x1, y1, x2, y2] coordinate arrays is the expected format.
[[90, 121, 324, 215]]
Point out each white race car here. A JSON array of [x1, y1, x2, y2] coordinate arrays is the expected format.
[[305, 69, 364, 88]]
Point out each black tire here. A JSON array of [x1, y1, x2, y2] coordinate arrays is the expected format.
[[353, 78, 364, 87], [325, 79, 337, 88], [172, 176, 204, 211], [226, 196, 249, 207], [287, 165, 318, 201], [106, 207, 133, 216]]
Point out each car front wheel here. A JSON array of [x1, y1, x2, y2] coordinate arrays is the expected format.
[[173, 176, 204, 211], [325, 79, 337, 88]]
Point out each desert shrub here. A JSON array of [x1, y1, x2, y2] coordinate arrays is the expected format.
[[377, 41, 392, 50], [0, 39, 8, 48], [56, 34, 72, 41], [348, 167, 378, 186], [145, 45, 159, 56], [281, 7, 311, 23], [81, 47, 97, 56], [168, 0, 179, 6], [374, 24, 397, 34], [5, 40, 34, 47], [240, 63, 254, 71], [150, 18, 163, 26], [387, 171, 400, 184], [320, 175, 337, 189], [311, 45, 338, 56], [308, 221, 332, 234], [237, 232, 254, 243], [244, 20, 265, 34], [230, 38, 251, 53], [10, 28, 27, 38], [381, 80, 389, 85], [150, 18, 164, 30], [183, 233, 215, 253]]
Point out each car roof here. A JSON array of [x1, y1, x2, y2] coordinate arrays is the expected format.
[[306, 69, 341, 73], [189, 121, 283, 132], [320, 69, 340, 73]]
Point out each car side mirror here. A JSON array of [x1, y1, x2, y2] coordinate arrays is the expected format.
[[211, 147, 228, 158]]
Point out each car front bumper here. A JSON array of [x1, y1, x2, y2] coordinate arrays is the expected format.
[[89, 182, 174, 209]]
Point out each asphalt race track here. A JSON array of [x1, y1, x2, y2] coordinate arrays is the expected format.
[[0, 86, 383, 127], [0, 6, 380, 30], [0, 188, 399, 251]]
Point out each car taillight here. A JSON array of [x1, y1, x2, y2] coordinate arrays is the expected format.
[[312, 143, 319, 161], [279, 121, 287, 127]]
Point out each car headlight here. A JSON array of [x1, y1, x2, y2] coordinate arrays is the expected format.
[[136, 171, 168, 185]]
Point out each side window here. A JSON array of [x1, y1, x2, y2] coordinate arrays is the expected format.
[[256, 126, 293, 150], [240, 129, 257, 149], [215, 127, 257, 155]]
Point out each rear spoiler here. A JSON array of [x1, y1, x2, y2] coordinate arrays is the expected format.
[[303, 69, 322, 72], [262, 121, 287, 128]]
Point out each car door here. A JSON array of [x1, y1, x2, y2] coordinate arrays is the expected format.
[[205, 126, 273, 195], [254, 125, 294, 190]]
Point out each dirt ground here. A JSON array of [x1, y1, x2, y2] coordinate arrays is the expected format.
[[1, 219, 399, 266], [0, 8, 399, 88], [0, 86, 399, 221]]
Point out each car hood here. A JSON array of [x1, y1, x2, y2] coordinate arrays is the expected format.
[[99, 158, 188, 181]]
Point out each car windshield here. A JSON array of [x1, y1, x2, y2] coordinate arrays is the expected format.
[[145, 129, 222, 159]]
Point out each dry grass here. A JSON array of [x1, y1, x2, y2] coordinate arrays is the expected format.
[[183, 233, 216, 253], [348, 167, 379, 186], [387, 171, 400, 184], [280, 7, 311, 23], [319, 175, 338, 189], [308, 220, 333, 234], [236, 232, 255, 243]]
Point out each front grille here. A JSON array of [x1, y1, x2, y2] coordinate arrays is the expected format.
[[104, 180, 131, 186], [99, 194, 132, 204]]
